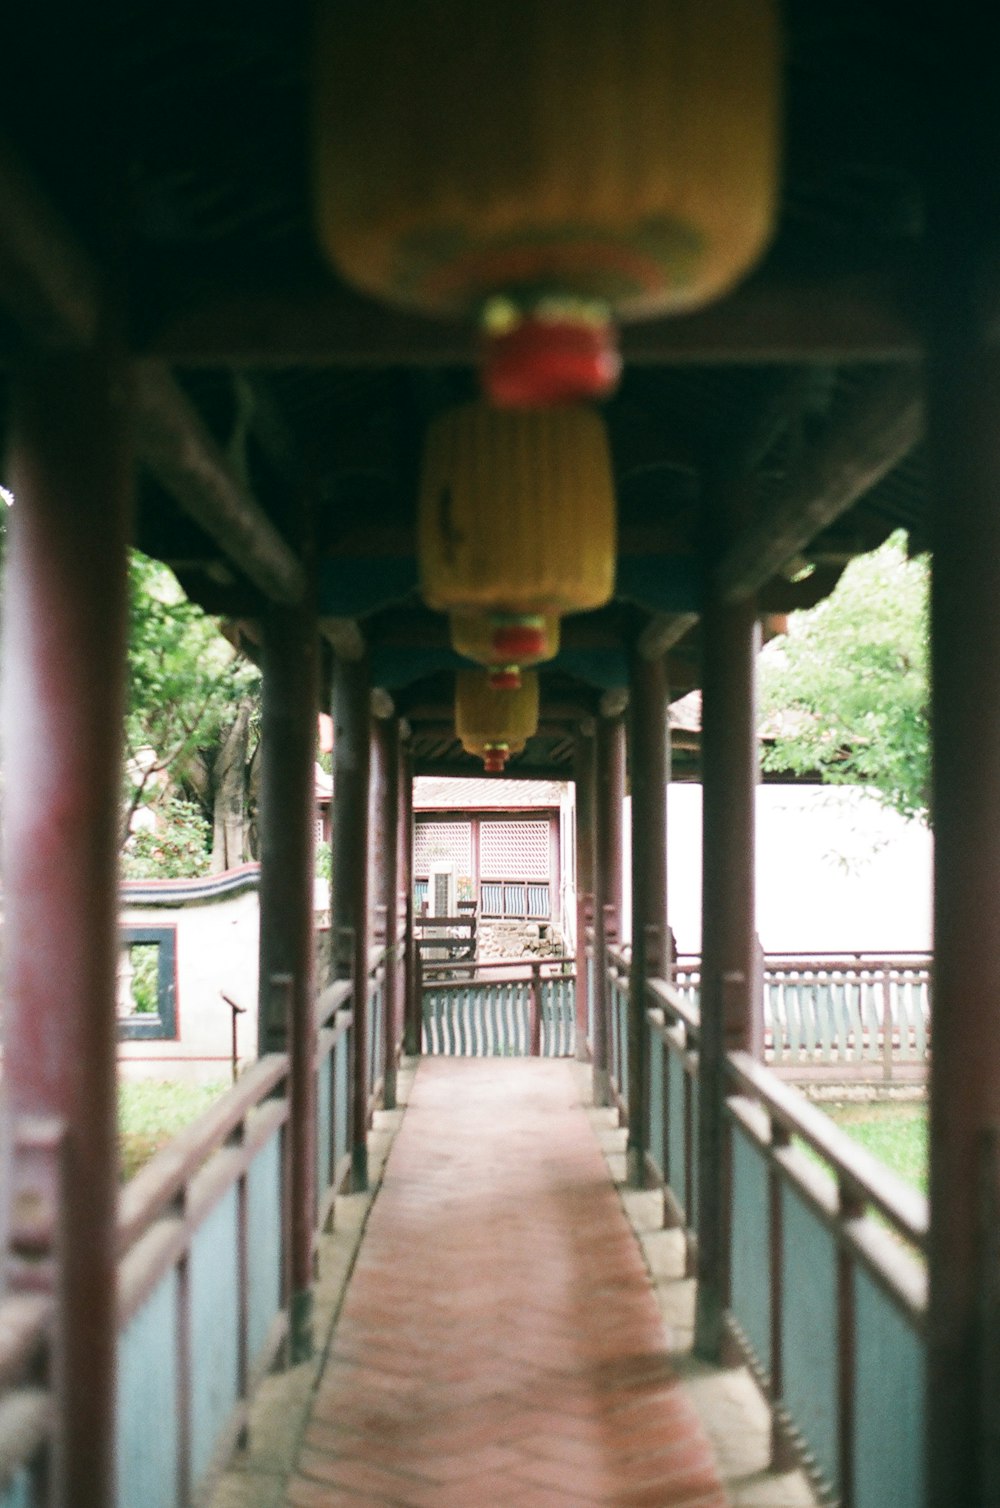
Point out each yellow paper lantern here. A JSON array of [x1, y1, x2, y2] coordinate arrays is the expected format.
[[455, 669, 539, 772], [313, 0, 780, 403], [420, 404, 615, 617], [451, 612, 560, 690]]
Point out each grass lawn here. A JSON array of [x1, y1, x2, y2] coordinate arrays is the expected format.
[[118, 1079, 228, 1181], [820, 1100, 928, 1194]]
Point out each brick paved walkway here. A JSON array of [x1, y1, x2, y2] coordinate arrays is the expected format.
[[285, 1059, 727, 1507]]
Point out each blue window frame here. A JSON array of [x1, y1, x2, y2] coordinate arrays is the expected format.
[[117, 926, 178, 1040]]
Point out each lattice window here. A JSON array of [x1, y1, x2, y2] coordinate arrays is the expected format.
[[413, 820, 472, 876], [480, 820, 549, 881]]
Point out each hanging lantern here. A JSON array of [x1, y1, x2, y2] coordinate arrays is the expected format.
[[460, 734, 527, 775], [313, 0, 780, 404], [420, 404, 615, 618], [456, 669, 539, 771], [451, 612, 561, 690]]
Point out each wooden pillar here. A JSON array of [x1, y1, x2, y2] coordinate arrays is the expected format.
[[1, 350, 132, 1508], [694, 561, 761, 1360], [593, 714, 625, 1107], [330, 654, 371, 1192], [373, 715, 401, 1109], [627, 651, 670, 1188], [573, 723, 596, 1062], [400, 747, 420, 1055], [256, 595, 318, 1362], [925, 85, 1000, 1500]]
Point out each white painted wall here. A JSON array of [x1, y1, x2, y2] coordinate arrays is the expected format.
[[118, 886, 260, 1083], [620, 783, 932, 956]]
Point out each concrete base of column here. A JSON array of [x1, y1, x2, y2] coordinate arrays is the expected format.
[[626, 1144, 646, 1189], [384, 1061, 398, 1111], [289, 1289, 315, 1365], [593, 1066, 611, 1109], [352, 1141, 369, 1194]]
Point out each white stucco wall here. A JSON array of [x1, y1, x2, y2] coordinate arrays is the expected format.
[[620, 783, 932, 956], [118, 882, 260, 1083]]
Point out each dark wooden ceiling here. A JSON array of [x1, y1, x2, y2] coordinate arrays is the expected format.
[[0, 3, 940, 776]]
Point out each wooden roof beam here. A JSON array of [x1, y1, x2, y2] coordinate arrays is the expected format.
[[0, 139, 306, 606], [0, 137, 101, 348], [134, 366, 307, 605], [636, 612, 699, 662], [716, 368, 923, 604], [141, 264, 922, 367]]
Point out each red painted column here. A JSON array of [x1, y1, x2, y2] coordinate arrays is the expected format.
[[573, 723, 597, 1062], [627, 650, 670, 1187], [694, 566, 761, 1361], [373, 715, 401, 1109], [1, 350, 132, 1508], [925, 82, 1000, 1499], [399, 746, 420, 1055], [593, 714, 625, 1107], [257, 594, 318, 1362], [330, 654, 371, 1192]]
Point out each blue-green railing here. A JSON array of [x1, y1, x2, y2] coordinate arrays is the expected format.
[[645, 976, 927, 1507], [674, 952, 931, 1083], [0, 981, 358, 1507], [421, 958, 576, 1056]]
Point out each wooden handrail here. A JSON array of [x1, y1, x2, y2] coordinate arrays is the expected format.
[[422, 955, 573, 977], [726, 1050, 928, 1248], [424, 969, 576, 993], [316, 979, 352, 1029], [646, 977, 701, 1039], [116, 1052, 290, 1256], [675, 949, 931, 968]]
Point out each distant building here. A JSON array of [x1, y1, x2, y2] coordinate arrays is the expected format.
[[413, 777, 575, 948]]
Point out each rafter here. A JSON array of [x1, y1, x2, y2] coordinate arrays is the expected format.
[[716, 368, 923, 603], [134, 366, 306, 605]]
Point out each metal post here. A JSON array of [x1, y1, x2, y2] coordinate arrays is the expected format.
[[256, 595, 318, 1361], [573, 723, 596, 1062], [593, 714, 625, 1108], [399, 747, 420, 1055], [330, 654, 372, 1192], [374, 715, 401, 1109], [925, 109, 1000, 1498], [627, 650, 670, 1188], [1, 349, 132, 1508], [694, 560, 761, 1361]]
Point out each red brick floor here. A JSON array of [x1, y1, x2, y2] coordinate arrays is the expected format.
[[286, 1058, 727, 1507]]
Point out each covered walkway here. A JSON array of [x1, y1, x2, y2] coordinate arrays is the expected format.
[[289, 1058, 726, 1508], [282, 1061, 726, 1508], [1, 10, 997, 1506]]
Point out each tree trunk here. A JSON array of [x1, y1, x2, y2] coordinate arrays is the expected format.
[[211, 697, 254, 872]]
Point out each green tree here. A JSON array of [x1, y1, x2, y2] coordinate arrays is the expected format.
[[123, 552, 261, 876], [758, 532, 929, 823]]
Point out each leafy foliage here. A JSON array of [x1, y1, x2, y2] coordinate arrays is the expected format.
[[759, 533, 929, 823], [122, 553, 260, 875], [121, 795, 214, 879]]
